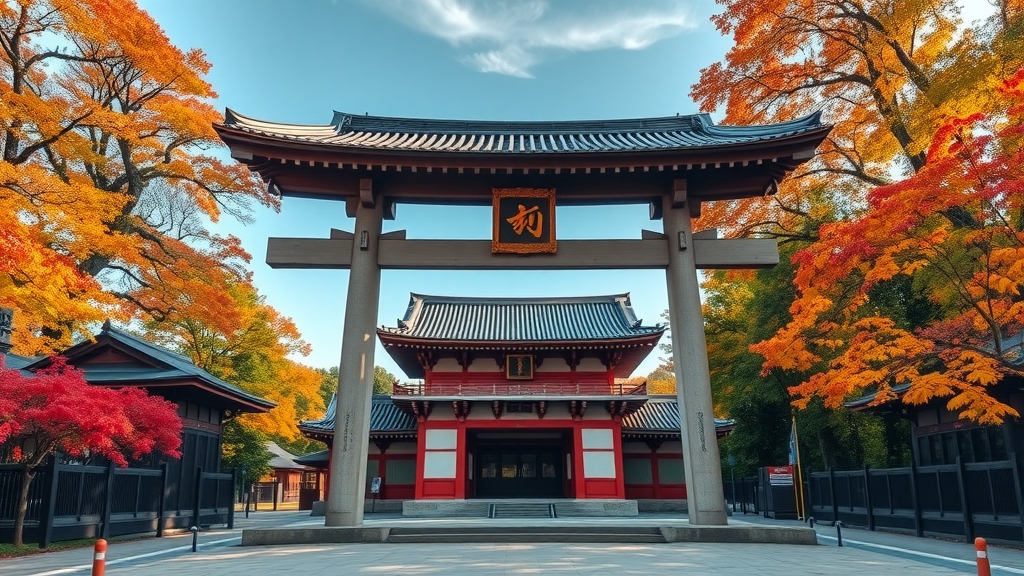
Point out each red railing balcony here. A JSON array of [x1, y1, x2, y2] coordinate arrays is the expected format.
[[392, 380, 647, 397]]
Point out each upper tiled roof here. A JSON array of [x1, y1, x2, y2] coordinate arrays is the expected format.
[[622, 397, 734, 437], [299, 395, 417, 439], [222, 109, 826, 154], [27, 323, 276, 412], [2, 353, 38, 371], [379, 293, 665, 343]]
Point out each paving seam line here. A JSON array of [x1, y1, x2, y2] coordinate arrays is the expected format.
[[816, 534, 1024, 574], [24, 536, 242, 576]]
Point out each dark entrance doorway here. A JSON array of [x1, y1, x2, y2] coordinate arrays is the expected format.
[[476, 443, 564, 498]]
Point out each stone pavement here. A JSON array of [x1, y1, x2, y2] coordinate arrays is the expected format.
[[1, 510, 1022, 576]]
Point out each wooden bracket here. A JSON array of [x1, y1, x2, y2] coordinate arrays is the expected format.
[[672, 179, 687, 208], [569, 400, 588, 422], [644, 439, 665, 453], [453, 400, 471, 422], [416, 352, 437, 371], [373, 439, 393, 454], [411, 400, 432, 422], [359, 178, 375, 207], [537, 401, 547, 419], [491, 401, 503, 419], [600, 351, 623, 371]]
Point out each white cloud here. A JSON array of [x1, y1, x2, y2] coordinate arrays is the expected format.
[[464, 45, 537, 78], [368, 0, 695, 78]]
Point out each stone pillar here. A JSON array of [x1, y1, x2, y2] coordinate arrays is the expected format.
[[662, 194, 728, 525], [325, 199, 383, 527]]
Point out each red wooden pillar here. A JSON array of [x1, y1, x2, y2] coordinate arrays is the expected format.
[[414, 421, 427, 500], [454, 424, 467, 499], [651, 453, 662, 500], [572, 425, 586, 498], [612, 422, 625, 499], [324, 444, 332, 502]]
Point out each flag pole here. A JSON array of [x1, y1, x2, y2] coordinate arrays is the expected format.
[[791, 413, 806, 520]]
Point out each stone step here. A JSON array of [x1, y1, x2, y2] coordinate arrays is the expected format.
[[386, 526, 666, 544], [490, 503, 553, 518]]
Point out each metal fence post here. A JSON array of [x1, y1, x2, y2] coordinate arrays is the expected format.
[[909, 460, 923, 537], [227, 468, 237, 530], [956, 457, 974, 541], [37, 458, 60, 549], [191, 467, 203, 530], [807, 474, 815, 519], [864, 465, 875, 531], [1010, 453, 1024, 542], [100, 461, 115, 539], [829, 467, 839, 524], [156, 463, 168, 538]]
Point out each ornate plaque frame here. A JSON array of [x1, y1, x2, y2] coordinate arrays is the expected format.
[[505, 354, 535, 380], [492, 188, 557, 254]]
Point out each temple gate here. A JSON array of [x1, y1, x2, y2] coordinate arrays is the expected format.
[[214, 111, 830, 526]]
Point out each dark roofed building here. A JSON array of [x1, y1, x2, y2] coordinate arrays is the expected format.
[[14, 322, 275, 533]]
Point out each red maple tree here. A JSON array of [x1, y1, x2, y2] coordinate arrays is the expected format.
[[0, 357, 182, 546]]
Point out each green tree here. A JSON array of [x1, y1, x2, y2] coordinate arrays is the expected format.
[[221, 419, 272, 489], [373, 365, 397, 395]]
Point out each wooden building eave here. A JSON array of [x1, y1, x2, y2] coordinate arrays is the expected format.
[[213, 117, 830, 205]]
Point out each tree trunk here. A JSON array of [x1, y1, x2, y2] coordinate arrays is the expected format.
[[13, 467, 35, 547]]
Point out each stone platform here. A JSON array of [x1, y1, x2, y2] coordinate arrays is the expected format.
[[241, 521, 817, 546]]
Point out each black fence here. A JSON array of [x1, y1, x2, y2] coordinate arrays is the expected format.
[[806, 455, 1024, 543], [726, 475, 762, 515], [0, 459, 236, 547]]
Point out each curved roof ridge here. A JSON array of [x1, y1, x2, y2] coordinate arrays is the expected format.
[[330, 111, 716, 135], [407, 293, 631, 304]]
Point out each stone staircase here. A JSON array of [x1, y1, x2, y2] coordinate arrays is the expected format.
[[402, 499, 639, 518], [489, 502, 554, 518], [385, 526, 667, 544]]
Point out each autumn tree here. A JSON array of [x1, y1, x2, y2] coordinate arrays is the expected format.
[[0, 0, 275, 354], [755, 70, 1024, 423], [700, 242, 910, 475], [693, 1, 1024, 423], [691, 0, 1020, 240], [146, 284, 324, 461], [0, 358, 181, 547]]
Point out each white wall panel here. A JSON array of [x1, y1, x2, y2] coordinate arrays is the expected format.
[[423, 451, 457, 479], [582, 428, 614, 450], [425, 429, 458, 450], [583, 451, 616, 478]]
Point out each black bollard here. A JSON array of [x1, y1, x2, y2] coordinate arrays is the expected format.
[[835, 520, 843, 547], [190, 525, 198, 553], [808, 516, 815, 528]]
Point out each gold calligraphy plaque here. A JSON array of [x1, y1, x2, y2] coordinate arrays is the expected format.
[[506, 354, 535, 380], [492, 188, 556, 254]]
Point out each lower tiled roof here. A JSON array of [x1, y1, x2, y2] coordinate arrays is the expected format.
[[300, 395, 732, 439], [622, 397, 734, 437], [299, 394, 417, 438]]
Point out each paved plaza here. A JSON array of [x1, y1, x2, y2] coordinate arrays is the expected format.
[[2, 511, 1022, 576]]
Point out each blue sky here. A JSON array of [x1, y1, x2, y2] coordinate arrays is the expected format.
[[136, 0, 994, 380]]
